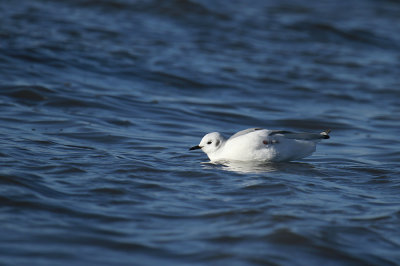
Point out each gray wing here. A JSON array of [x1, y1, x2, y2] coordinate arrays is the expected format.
[[269, 130, 330, 140], [228, 128, 263, 140]]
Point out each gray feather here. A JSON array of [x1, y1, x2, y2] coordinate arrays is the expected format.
[[228, 128, 263, 140]]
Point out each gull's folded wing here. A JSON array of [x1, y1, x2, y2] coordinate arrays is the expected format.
[[228, 128, 263, 140], [269, 130, 330, 140]]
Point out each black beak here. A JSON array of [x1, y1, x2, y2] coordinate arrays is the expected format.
[[189, 145, 202, 151]]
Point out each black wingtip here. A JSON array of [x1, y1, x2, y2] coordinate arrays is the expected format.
[[321, 129, 331, 139]]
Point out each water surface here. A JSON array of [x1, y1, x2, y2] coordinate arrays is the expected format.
[[1, 0, 400, 265]]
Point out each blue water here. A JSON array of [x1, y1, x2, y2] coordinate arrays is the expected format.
[[1, 0, 400, 265]]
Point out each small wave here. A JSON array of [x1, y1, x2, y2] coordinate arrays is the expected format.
[[287, 21, 398, 49], [1, 85, 54, 103]]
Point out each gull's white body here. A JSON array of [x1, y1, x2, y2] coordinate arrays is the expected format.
[[190, 128, 330, 162]]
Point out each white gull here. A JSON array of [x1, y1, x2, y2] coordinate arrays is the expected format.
[[189, 128, 330, 162]]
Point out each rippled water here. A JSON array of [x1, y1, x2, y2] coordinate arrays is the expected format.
[[1, 0, 400, 265]]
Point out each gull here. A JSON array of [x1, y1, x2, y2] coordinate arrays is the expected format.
[[189, 128, 330, 162]]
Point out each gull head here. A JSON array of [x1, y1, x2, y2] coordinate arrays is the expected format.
[[189, 132, 225, 157]]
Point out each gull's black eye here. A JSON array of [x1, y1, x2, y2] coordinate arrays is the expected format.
[[207, 141, 212, 145]]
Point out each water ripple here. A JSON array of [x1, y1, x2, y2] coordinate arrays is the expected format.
[[1, 0, 400, 265]]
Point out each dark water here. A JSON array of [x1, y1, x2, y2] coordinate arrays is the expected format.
[[1, 0, 400, 265]]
